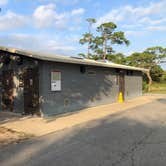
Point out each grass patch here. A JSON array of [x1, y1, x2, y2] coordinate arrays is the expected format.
[[150, 82, 166, 94]]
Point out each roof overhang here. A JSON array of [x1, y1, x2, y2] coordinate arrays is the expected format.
[[0, 46, 149, 73]]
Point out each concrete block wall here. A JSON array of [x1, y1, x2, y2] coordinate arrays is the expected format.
[[0, 52, 143, 116], [39, 61, 120, 116]]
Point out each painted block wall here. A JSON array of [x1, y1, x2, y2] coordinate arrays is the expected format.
[[39, 61, 120, 116], [0, 51, 143, 116], [39, 61, 143, 116]]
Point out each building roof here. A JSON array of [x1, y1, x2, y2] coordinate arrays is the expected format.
[[0, 46, 149, 72]]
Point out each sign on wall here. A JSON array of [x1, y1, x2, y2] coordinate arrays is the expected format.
[[51, 70, 61, 91]]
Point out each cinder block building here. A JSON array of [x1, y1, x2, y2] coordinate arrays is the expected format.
[[0, 46, 148, 116]]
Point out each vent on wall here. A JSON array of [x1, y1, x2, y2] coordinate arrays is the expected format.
[[80, 66, 86, 74], [87, 70, 96, 76], [127, 70, 133, 76], [115, 69, 120, 73]]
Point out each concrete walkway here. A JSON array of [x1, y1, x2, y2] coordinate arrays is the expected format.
[[0, 94, 164, 136]]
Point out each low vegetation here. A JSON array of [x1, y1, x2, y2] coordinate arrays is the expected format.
[[147, 82, 166, 94]]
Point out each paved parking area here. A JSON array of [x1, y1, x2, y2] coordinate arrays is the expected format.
[[0, 94, 166, 166]]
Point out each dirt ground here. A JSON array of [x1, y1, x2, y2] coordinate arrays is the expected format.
[[0, 112, 33, 147], [0, 127, 32, 147]]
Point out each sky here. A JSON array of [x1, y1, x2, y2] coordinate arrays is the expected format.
[[0, 0, 165, 68]]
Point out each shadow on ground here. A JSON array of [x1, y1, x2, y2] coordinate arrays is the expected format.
[[0, 112, 23, 125], [0, 98, 166, 166], [156, 98, 166, 104]]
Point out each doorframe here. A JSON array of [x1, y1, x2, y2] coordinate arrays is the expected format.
[[23, 67, 39, 115], [119, 70, 125, 100], [1, 69, 14, 112]]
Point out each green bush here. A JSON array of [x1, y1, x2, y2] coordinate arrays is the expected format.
[[143, 81, 148, 92]]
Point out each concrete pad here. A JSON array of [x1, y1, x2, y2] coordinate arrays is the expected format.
[[1, 95, 165, 137]]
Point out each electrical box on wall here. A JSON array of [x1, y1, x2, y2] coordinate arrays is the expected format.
[[51, 70, 61, 91]]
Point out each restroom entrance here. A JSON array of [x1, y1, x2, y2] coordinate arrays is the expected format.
[[24, 68, 39, 115], [2, 70, 14, 111], [119, 71, 125, 100]]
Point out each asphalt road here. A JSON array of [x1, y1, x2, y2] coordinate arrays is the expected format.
[[0, 95, 166, 166]]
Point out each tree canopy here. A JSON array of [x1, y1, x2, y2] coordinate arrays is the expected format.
[[126, 47, 166, 69], [79, 19, 129, 60], [79, 18, 166, 86], [124, 47, 166, 83]]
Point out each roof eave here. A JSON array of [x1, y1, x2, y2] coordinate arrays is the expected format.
[[0, 46, 148, 72]]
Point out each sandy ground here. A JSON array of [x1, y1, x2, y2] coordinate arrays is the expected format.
[[0, 127, 32, 147], [0, 112, 33, 147], [0, 94, 164, 137]]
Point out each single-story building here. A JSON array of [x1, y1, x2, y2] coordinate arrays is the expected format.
[[0, 46, 148, 116]]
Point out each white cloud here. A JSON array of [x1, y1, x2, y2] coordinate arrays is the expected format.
[[71, 8, 85, 15], [122, 24, 143, 29], [33, 4, 85, 29], [0, 0, 8, 5], [0, 11, 28, 31], [147, 25, 166, 31], [47, 40, 76, 51], [96, 9, 124, 25], [0, 33, 77, 55], [96, 0, 166, 35], [97, 1, 166, 24], [139, 17, 166, 25], [125, 30, 146, 37], [0, 3, 85, 31], [33, 4, 60, 28], [38, 0, 80, 5]]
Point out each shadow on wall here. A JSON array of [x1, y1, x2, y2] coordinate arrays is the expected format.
[[0, 112, 22, 125], [0, 52, 38, 114], [41, 64, 118, 116], [1, 101, 166, 166]]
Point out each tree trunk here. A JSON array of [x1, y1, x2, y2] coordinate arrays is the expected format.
[[103, 37, 107, 60], [146, 69, 152, 92], [87, 24, 91, 59], [87, 42, 90, 58]]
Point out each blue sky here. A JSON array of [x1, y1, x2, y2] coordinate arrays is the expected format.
[[0, 0, 165, 68]]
